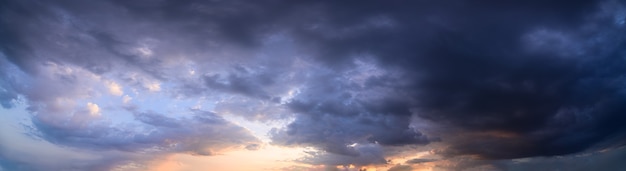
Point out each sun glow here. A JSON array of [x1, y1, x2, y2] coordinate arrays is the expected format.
[[149, 145, 309, 171]]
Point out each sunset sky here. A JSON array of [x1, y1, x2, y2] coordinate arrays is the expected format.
[[1, 0, 626, 171]]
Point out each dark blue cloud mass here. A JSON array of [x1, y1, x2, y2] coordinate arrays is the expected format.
[[1, 0, 626, 170]]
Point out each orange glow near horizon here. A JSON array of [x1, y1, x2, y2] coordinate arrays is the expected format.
[[148, 145, 310, 171], [147, 145, 440, 171], [148, 145, 432, 171]]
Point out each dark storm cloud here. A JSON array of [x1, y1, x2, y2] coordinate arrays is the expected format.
[[269, 0, 626, 161], [494, 147, 626, 171], [418, 147, 626, 171], [401, 1, 626, 159], [99, 0, 626, 163], [0, 0, 116, 74], [0, 0, 245, 78], [2, 0, 626, 168], [0, 0, 41, 74], [270, 71, 431, 164]]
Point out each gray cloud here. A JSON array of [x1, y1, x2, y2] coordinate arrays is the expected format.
[[386, 165, 413, 171], [494, 147, 626, 171], [269, 0, 626, 161], [135, 111, 182, 128], [0, 56, 23, 108], [270, 70, 432, 164], [32, 109, 259, 155], [418, 147, 626, 171], [405, 158, 438, 164], [0, 0, 270, 168], [297, 143, 387, 166], [2, 0, 626, 169], [203, 72, 274, 100], [0, 156, 28, 171]]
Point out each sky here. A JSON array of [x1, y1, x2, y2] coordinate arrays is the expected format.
[[1, 0, 626, 170]]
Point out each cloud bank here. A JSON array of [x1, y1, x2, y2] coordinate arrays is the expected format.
[[1, 0, 626, 170]]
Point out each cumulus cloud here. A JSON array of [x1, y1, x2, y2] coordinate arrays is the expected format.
[[122, 95, 132, 104], [86, 102, 100, 116], [106, 81, 124, 96]]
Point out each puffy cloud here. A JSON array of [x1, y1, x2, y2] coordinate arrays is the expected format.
[[106, 81, 124, 96], [122, 95, 132, 104], [86, 102, 100, 116], [144, 82, 161, 92]]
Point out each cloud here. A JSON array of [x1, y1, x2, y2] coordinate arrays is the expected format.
[[86, 102, 100, 116], [32, 108, 260, 154], [0, 56, 23, 108], [1, 0, 626, 169], [0, 106, 146, 171], [494, 147, 626, 171], [122, 95, 132, 104], [405, 158, 438, 164], [0, 0, 274, 168], [265, 0, 626, 161], [270, 68, 432, 164], [407, 3, 626, 158], [386, 165, 412, 171], [296, 143, 387, 166], [410, 147, 626, 171], [106, 81, 124, 96], [203, 73, 273, 100], [245, 143, 261, 151]]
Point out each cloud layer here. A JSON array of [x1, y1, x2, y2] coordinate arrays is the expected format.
[[1, 0, 626, 170]]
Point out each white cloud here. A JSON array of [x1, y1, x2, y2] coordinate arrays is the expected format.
[[136, 47, 153, 58], [106, 81, 124, 96], [86, 102, 100, 116], [145, 82, 161, 92], [122, 95, 132, 104]]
